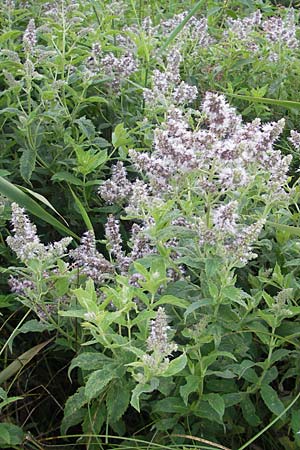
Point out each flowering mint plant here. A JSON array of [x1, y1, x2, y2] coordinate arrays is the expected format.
[[5, 82, 297, 442]]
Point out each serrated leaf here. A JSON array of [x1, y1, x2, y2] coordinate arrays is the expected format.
[[130, 378, 159, 412], [82, 401, 106, 436], [20, 147, 36, 184], [155, 295, 189, 308], [74, 116, 95, 139], [106, 381, 130, 422], [85, 366, 117, 401], [17, 319, 56, 334], [204, 393, 225, 420], [223, 392, 245, 407], [68, 352, 113, 377], [61, 409, 86, 435], [180, 375, 199, 405], [161, 353, 187, 377], [64, 387, 87, 418], [261, 384, 285, 416]]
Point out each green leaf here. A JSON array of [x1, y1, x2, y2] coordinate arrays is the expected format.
[[0, 396, 23, 410], [203, 393, 225, 420], [194, 401, 223, 424], [226, 93, 300, 111], [82, 400, 106, 435], [0, 425, 10, 444], [20, 186, 69, 225], [17, 319, 56, 334], [202, 351, 237, 370], [74, 116, 96, 139], [69, 187, 93, 231], [0, 30, 22, 43], [85, 366, 117, 401], [61, 409, 86, 435], [161, 353, 187, 377], [261, 384, 285, 416], [266, 221, 300, 238], [151, 396, 187, 414], [205, 257, 222, 278], [0, 339, 53, 385], [241, 396, 262, 427], [68, 352, 113, 377], [81, 96, 108, 104], [0, 176, 79, 239], [72, 279, 97, 313], [112, 123, 132, 150], [130, 378, 159, 412], [155, 295, 189, 308], [0, 423, 24, 447], [51, 171, 83, 186], [159, 0, 206, 54], [20, 147, 36, 184], [64, 387, 86, 418], [180, 375, 199, 405], [183, 299, 212, 321], [270, 349, 291, 365], [106, 381, 130, 422]]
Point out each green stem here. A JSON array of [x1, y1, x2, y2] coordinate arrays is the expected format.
[[238, 390, 300, 450]]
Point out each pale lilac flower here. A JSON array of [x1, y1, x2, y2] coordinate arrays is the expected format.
[[98, 162, 132, 204], [7, 203, 46, 262], [289, 130, 300, 150], [147, 307, 177, 356], [23, 19, 37, 53], [202, 92, 242, 136], [262, 10, 298, 49], [69, 231, 113, 283], [8, 276, 35, 295], [213, 201, 239, 234]]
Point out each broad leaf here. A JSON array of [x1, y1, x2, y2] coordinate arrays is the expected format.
[[261, 384, 285, 416], [161, 354, 187, 377], [85, 366, 117, 401]]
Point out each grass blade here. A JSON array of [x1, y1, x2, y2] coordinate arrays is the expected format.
[[159, 0, 206, 54], [225, 93, 300, 110], [0, 338, 53, 385], [237, 391, 300, 450], [69, 186, 94, 232], [0, 176, 79, 240]]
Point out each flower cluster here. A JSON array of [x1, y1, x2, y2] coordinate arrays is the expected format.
[[262, 10, 298, 50], [69, 231, 113, 284], [159, 12, 212, 48], [98, 161, 132, 204], [224, 9, 298, 58], [289, 130, 300, 150], [138, 307, 178, 379], [23, 19, 37, 54], [6, 203, 72, 263], [85, 44, 138, 91], [100, 92, 291, 267], [143, 48, 198, 108]]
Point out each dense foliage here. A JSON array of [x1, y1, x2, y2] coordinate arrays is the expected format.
[[1, 1, 300, 449]]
